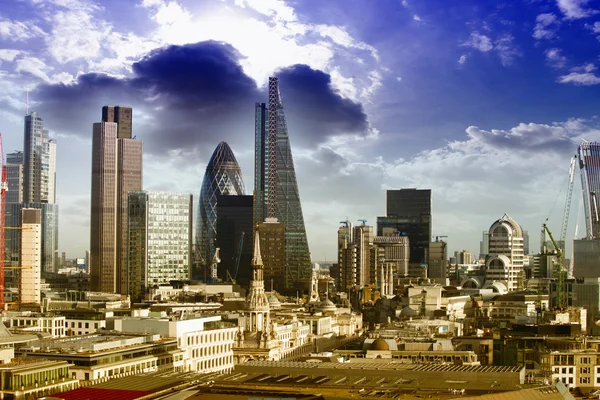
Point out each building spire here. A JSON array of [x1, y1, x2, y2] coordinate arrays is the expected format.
[[252, 229, 263, 266]]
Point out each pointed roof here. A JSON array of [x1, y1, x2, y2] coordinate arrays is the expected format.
[[206, 141, 240, 171], [252, 231, 263, 266]]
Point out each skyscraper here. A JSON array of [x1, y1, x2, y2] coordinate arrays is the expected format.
[[196, 142, 245, 278], [6, 151, 23, 204], [579, 142, 600, 239], [20, 208, 41, 304], [258, 217, 285, 292], [102, 106, 132, 139], [254, 77, 312, 289], [23, 112, 55, 204], [128, 191, 192, 301], [90, 107, 143, 293], [377, 189, 431, 273], [216, 194, 253, 287]]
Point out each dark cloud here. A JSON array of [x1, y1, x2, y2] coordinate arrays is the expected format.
[[34, 41, 372, 159]]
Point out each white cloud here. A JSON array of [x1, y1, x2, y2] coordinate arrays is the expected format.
[[557, 0, 597, 19], [396, 76, 402, 82], [494, 34, 520, 66], [329, 67, 358, 101], [458, 54, 467, 65], [545, 48, 567, 68], [592, 21, 600, 32], [0, 18, 46, 41], [51, 72, 74, 84], [413, 14, 422, 22], [360, 70, 383, 99], [0, 49, 23, 62], [313, 25, 379, 61], [558, 71, 600, 85], [572, 63, 596, 72], [15, 57, 52, 83], [462, 32, 493, 52], [533, 13, 560, 40], [401, 0, 408, 7]]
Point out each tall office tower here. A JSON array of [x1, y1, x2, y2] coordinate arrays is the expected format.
[[338, 223, 357, 292], [479, 230, 489, 259], [23, 112, 54, 204], [127, 191, 193, 301], [377, 189, 431, 274], [523, 230, 529, 255], [6, 151, 23, 203], [485, 214, 525, 291], [428, 239, 448, 280], [254, 102, 268, 229], [102, 105, 132, 139], [258, 218, 285, 292], [216, 194, 253, 287], [196, 142, 245, 279], [456, 250, 473, 265], [20, 208, 42, 304], [353, 223, 373, 287], [90, 107, 143, 294], [254, 77, 311, 289], [372, 231, 409, 277]]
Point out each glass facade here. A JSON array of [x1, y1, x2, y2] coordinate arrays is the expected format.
[[128, 191, 192, 301], [23, 112, 55, 204], [196, 142, 245, 274], [578, 142, 600, 239]]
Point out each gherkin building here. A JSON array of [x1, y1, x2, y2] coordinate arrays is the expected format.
[[196, 142, 245, 275]]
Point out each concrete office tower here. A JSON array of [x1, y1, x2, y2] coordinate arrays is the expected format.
[[23, 112, 55, 204], [377, 189, 431, 274], [479, 230, 489, 259], [90, 107, 143, 294], [102, 105, 132, 139], [338, 223, 357, 292], [428, 239, 448, 280], [20, 208, 42, 304], [6, 151, 23, 203], [255, 77, 312, 289], [258, 218, 285, 292], [216, 195, 253, 287], [127, 191, 193, 301], [372, 232, 409, 277], [196, 142, 245, 278], [353, 223, 373, 287], [456, 250, 473, 265], [485, 214, 525, 291]]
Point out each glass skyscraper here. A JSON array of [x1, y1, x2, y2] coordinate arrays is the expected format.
[[578, 142, 600, 239], [196, 142, 245, 275], [128, 191, 192, 301], [254, 77, 312, 289]]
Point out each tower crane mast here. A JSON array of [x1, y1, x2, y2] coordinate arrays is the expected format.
[[560, 155, 577, 252], [0, 133, 5, 309], [543, 223, 565, 309]]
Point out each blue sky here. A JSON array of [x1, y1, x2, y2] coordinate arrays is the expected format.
[[1, 0, 600, 260]]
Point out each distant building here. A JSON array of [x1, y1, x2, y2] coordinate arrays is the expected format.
[[378, 189, 431, 274], [127, 191, 193, 301], [90, 107, 143, 294], [23, 112, 56, 204], [479, 230, 489, 259], [20, 208, 42, 304], [337, 223, 356, 291], [485, 214, 525, 292], [455, 250, 473, 265], [258, 218, 285, 292], [353, 223, 373, 287], [6, 151, 23, 204], [428, 239, 447, 280], [573, 239, 600, 278], [216, 194, 253, 287], [371, 231, 409, 282], [196, 142, 245, 279]]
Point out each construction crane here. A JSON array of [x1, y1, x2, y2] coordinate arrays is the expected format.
[[434, 235, 448, 242], [543, 223, 565, 309], [358, 219, 367, 226], [231, 231, 245, 283], [559, 155, 577, 252], [0, 133, 6, 309], [339, 219, 350, 228], [210, 248, 221, 283]]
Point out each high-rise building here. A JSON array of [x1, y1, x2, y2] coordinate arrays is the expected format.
[[23, 112, 55, 204], [353, 223, 373, 287], [456, 250, 473, 265], [102, 106, 132, 139], [196, 142, 245, 279], [127, 191, 193, 301], [20, 208, 41, 304], [254, 77, 312, 289], [372, 231, 409, 277], [216, 194, 253, 287], [90, 107, 143, 294], [377, 189, 431, 273], [485, 214, 525, 291], [6, 151, 23, 204], [479, 230, 489, 259], [579, 142, 600, 239], [258, 218, 285, 292], [428, 239, 448, 280], [337, 223, 356, 292]]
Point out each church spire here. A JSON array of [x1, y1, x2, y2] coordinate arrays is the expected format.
[[252, 229, 263, 267]]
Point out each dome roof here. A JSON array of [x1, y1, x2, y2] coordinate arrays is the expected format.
[[268, 295, 281, 306], [317, 299, 337, 312], [489, 213, 524, 238], [370, 338, 390, 351]]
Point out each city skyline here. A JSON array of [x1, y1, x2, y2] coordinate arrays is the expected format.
[[1, 0, 600, 260]]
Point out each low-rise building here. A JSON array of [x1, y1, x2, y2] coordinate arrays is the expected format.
[[539, 349, 600, 389], [0, 358, 78, 400], [3, 312, 66, 338]]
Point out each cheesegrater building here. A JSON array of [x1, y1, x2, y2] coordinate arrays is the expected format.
[[254, 77, 312, 290]]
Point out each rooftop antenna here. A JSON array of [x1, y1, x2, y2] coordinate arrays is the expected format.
[[26, 90, 28, 115]]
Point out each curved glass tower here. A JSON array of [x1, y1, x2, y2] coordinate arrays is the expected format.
[[196, 142, 245, 274]]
